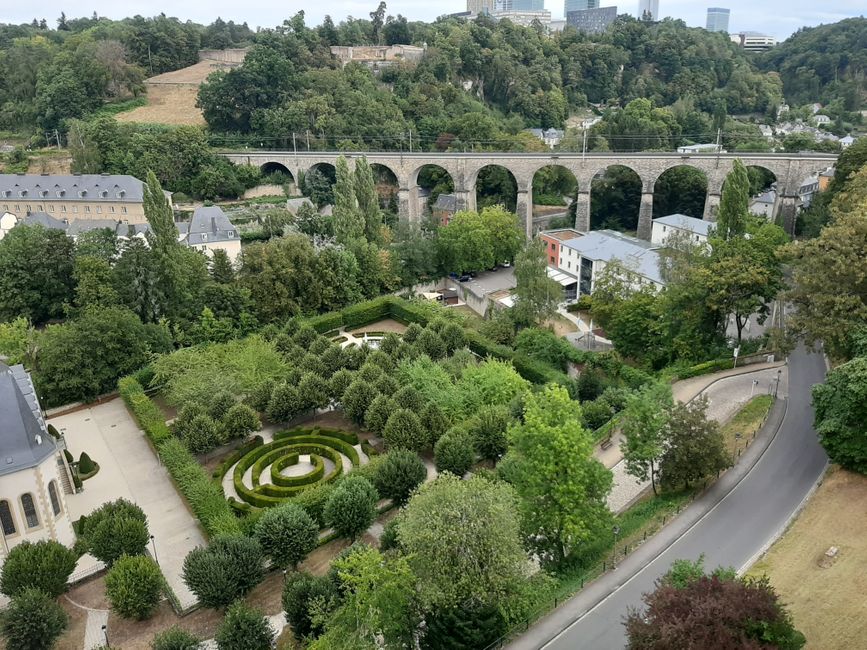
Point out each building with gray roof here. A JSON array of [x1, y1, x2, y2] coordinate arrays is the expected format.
[[0, 173, 165, 224], [179, 205, 242, 263], [0, 362, 76, 562], [651, 213, 713, 246]]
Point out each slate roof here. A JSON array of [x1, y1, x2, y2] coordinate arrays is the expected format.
[[0, 174, 147, 203], [561, 230, 666, 285], [184, 206, 237, 245], [753, 190, 776, 205], [433, 193, 457, 212], [0, 363, 55, 477], [20, 212, 67, 230], [654, 214, 712, 238]]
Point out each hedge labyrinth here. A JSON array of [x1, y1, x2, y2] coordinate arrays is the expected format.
[[219, 427, 369, 509]]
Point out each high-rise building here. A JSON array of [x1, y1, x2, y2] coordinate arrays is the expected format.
[[498, 0, 545, 10], [565, 0, 598, 13], [638, 0, 658, 20], [706, 7, 730, 32], [468, 0, 496, 13], [567, 6, 617, 33]]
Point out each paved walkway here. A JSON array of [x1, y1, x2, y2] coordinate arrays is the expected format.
[[52, 399, 206, 611], [599, 361, 788, 513]]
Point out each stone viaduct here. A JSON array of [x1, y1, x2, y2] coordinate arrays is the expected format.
[[222, 151, 838, 239]]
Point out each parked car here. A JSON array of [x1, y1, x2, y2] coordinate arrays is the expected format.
[[458, 274, 472, 282]]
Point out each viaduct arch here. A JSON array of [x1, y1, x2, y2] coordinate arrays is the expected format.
[[228, 151, 838, 239]]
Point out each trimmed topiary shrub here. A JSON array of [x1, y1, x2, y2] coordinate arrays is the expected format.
[[341, 379, 379, 424], [467, 405, 512, 462], [0, 540, 78, 598], [78, 451, 98, 479], [282, 572, 338, 639], [364, 394, 396, 433], [383, 409, 426, 453], [373, 450, 427, 505], [81, 498, 149, 566], [182, 535, 264, 610], [325, 475, 378, 540], [292, 482, 335, 528], [208, 391, 236, 421], [254, 503, 318, 569], [105, 555, 163, 620], [215, 601, 275, 650], [434, 428, 476, 477], [420, 402, 450, 447], [152, 626, 202, 650], [0, 587, 67, 650], [184, 414, 221, 454]]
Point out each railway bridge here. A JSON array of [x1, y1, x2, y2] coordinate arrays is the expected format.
[[221, 151, 837, 239]]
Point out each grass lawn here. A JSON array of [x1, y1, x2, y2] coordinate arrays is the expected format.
[[748, 467, 867, 649], [546, 314, 579, 336], [720, 394, 773, 457]]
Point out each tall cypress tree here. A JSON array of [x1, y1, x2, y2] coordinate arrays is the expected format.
[[716, 159, 750, 241], [354, 157, 382, 243], [333, 156, 364, 244]]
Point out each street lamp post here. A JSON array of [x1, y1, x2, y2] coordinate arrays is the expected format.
[[611, 525, 621, 569], [750, 379, 759, 398], [150, 535, 158, 567], [102, 624, 109, 646]]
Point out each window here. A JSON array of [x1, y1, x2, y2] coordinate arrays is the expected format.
[[109, 206, 115, 213], [20, 493, 39, 528], [96, 206, 101, 214], [61, 205, 67, 213], [121, 207, 127, 214], [48, 481, 61, 517], [84, 206, 90, 213], [0, 500, 15, 536], [72, 206, 77, 213], [48, 205, 54, 212]]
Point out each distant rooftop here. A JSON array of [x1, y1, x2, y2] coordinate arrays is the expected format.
[[562, 230, 665, 285], [0, 174, 148, 203], [0, 363, 55, 477], [184, 205, 237, 245], [543, 228, 583, 242], [654, 214, 712, 238]]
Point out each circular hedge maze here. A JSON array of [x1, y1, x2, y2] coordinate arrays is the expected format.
[[218, 428, 366, 510]]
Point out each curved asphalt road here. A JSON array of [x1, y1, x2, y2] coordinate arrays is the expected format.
[[509, 346, 828, 650]]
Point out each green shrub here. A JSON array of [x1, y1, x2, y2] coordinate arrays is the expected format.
[[341, 379, 379, 424], [325, 475, 378, 540], [208, 391, 237, 421], [0, 540, 78, 598], [184, 414, 221, 454], [152, 626, 202, 650], [215, 601, 274, 650], [182, 535, 264, 610], [307, 310, 344, 334], [212, 436, 263, 481], [434, 428, 476, 477], [282, 572, 338, 639], [254, 503, 318, 568], [467, 405, 511, 462], [105, 555, 163, 620], [81, 498, 149, 566], [270, 453, 325, 487], [373, 450, 427, 505], [365, 394, 396, 433], [78, 451, 97, 477], [47, 423, 61, 439], [379, 517, 401, 552], [383, 409, 426, 453], [341, 297, 392, 329], [63, 448, 73, 463], [0, 587, 67, 650]]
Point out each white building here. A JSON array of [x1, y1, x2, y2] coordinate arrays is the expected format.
[[750, 189, 776, 219], [0, 211, 16, 240], [730, 31, 777, 52], [651, 213, 712, 246], [0, 363, 76, 565], [491, 9, 552, 26], [813, 115, 831, 126], [677, 143, 725, 154], [798, 174, 820, 209], [556, 230, 666, 297], [841, 135, 856, 148], [178, 205, 242, 264]]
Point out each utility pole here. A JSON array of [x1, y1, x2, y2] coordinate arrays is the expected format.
[[409, 130, 413, 153], [292, 133, 297, 165], [582, 128, 587, 162], [306, 130, 310, 150]]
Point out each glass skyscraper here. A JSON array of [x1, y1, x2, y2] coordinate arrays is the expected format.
[[498, 0, 546, 10], [565, 0, 599, 13], [706, 7, 730, 32]]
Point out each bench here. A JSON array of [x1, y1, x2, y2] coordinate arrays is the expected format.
[[600, 437, 614, 450]]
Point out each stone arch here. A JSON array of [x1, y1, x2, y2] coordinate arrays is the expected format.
[[652, 165, 709, 220], [302, 162, 337, 208], [716, 164, 779, 222], [473, 164, 518, 213], [590, 164, 643, 233], [411, 164, 456, 221], [531, 164, 579, 231], [370, 163, 400, 223], [259, 161, 294, 180]]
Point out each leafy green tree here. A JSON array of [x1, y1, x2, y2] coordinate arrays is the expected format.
[[267, 382, 303, 423], [182, 535, 264, 609], [152, 626, 202, 650], [812, 357, 867, 474], [0, 587, 67, 650], [503, 384, 612, 565], [210, 249, 235, 284], [458, 359, 530, 415], [333, 156, 364, 244], [221, 403, 260, 439], [184, 414, 221, 454], [215, 601, 275, 650], [715, 159, 750, 241], [620, 383, 673, 495], [467, 405, 512, 461], [364, 394, 396, 433], [383, 409, 427, 452], [414, 328, 447, 360], [372, 450, 427, 505], [354, 157, 382, 242], [437, 210, 496, 273], [325, 476, 378, 541], [0, 225, 75, 324], [420, 401, 450, 447], [298, 372, 330, 414], [73, 256, 119, 311], [434, 428, 476, 477], [105, 555, 164, 620], [81, 498, 149, 566], [421, 604, 507, 650], [399, 473, 525, 609], [513, 239, 561, 327], [341, 379, 379, 425], [659, 396, 730, 490], [309, 547, 418, 650], [0, 540, 77, 598], [282, 572, 338, 639], [254, 503, 319, 569]]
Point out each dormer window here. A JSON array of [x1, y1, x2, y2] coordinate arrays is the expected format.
[[19, 190, 27, 197], [117, 190, 126, 198], [101, 190, 108, 198], [57, 190, 66, 197], [79, 190, 87, 198], [228, 230, 235, 238]]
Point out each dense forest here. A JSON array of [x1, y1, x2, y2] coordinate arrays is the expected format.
[[2, 9, 864, 150]]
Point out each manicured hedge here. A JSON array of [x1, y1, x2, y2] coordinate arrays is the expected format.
[[307, 311, 343, 334], [669, 358, 735, 381], [270, 453, 325, 487], [119, 377, 242, 538], [251, 450, 299, 485], [341, 297, 392, 329], [212, 436, 264, 483], [273, 430, 361, 464]]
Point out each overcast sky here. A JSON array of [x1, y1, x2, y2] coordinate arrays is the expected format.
[[2, 1, 864, 40]]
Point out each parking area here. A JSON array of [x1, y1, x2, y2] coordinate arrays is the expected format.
[[51, 399, 205, 610], [454, 266, 516, 295]]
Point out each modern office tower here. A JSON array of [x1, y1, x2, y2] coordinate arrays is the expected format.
[[498, 0, 545, 10], [565, 0, 599, 13], [638, 0, 658, 20], [566, 6, 617, 33], [468, 0, 496, 13], [706, 7, 730, 32]]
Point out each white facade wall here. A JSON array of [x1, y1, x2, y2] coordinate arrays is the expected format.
[[191, 239, 243, 265], [651, 222, 708, 246]]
